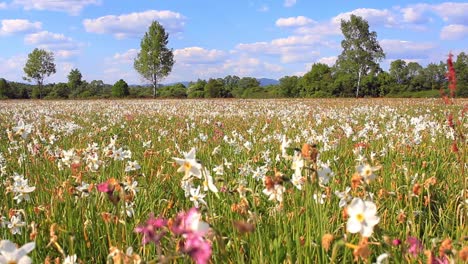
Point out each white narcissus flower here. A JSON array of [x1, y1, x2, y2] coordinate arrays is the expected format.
[[12, 120, 33, 140], [317, 162, 333, 185], [335, 186, 352, 207], [356, 164, 381, 182], [8, 214, 26, 235], [202, 168, 218, 193], [262, 184, 285, 202], [0, 240, 35, 264], [189, 186, 207, 208], [346, 198, 380, 237], [63, 254, 78, 264], [125, 160, 141, 172], [173, 148, 202, 180], [291, 167, 304, 190]]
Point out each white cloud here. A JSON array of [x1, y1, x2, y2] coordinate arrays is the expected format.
[[431, 2, 468, 24], [284, 0, 296, 8], [113, 49, 139, 63], [236, 34, 332, 63], [380, 39, 437, 60], [400, 6, 431, 24], [440, 24, 468, 40], [24, 31, 81, 58], [333, 8, 397, 28], [174, 47, 226, 65], [83, 10, 186, 39], [0, 54, 27, 81], [317, 56, 337, 66], [276, 16, 315, 27], [0, 19, 42, 35], [12, 0, 100, 15]]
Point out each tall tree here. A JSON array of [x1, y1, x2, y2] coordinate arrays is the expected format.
[[336, 15, 385, 97], [204, 78, 223, 98], [68, 68, 83, 90], [112, 79, 129, 97], [301, 63, 332, 96], [0, 78, 9, 99], [389, 60, 408, 84], [454, 52, 468, 96], [134, 21, 174, 97], [23, 48, 56, 99]]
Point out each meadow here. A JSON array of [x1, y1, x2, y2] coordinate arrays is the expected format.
[[0, 98, 466, 263]]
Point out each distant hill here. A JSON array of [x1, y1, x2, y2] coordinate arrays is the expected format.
[[257, 78, 279, 86], [163, 78, 279, 88]]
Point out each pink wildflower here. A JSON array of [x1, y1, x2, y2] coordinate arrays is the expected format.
[[134, 214, 167, 245], [182, 233, 212, 264], [407, 236, 423, 257]]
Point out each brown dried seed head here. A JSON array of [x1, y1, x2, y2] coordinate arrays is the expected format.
[[439, 239, 452, 258], [412, 183, 422, 196], [321, 234, 334, 252], [459, 246, 468, 261]]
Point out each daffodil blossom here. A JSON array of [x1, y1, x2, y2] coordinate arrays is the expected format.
[[202, 168, 218, 193], [356, 164, 381, 182], [189, 186, 207, 208], [0, 240, 35, 264], [173, 148, 202, 180], [346, 198, 380, 237], [335, 186, 352, 207]]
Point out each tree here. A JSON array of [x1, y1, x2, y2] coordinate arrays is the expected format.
[[112, 79, 129, 97], [0, 78, 9, 99], [279, 76, 300, 97], [301, 63, 333, 96], [204, 79, 222, 98], [389, 60, 408, 84], [423, 63, 446, 90], [134, 21, 174, 97], [23, 48, 56, 99], [68, 68, 83, 90], [336, 15, 385, 97], [454, 52, 468, 96], [187, 79, 207, 98]]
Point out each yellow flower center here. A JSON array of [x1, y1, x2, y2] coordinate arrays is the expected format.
[[184, 161, 192, 171], [356, 213, 365, 222], [8, 261, 18, 264], [364, 168, 371, 176]]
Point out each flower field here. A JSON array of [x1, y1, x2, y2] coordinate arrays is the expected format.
[[0, 98, 466, 263]]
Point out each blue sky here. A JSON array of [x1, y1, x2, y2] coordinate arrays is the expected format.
[[0, 0, 467, 85]]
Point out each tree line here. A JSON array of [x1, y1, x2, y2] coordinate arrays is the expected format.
[[0, 15, 466, 99]]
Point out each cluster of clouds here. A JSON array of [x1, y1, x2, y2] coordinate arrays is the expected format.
[[0, 0, 467, 84]]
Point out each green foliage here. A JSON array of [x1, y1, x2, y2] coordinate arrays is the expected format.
[[389, 59, 408, 84], [47, 83, 70, 99], [23, 48, 56, 99], [454, 52, 468, 97], [158, 83, 187, 98], [68, 68, 83, 90], [301, 63, 333, 96], [0, 78, 9, 99], [134, 21, 174, 97], [278, 76, 300, 97], [112, 79, 130, 97], [204, 79, 223, 98], [233, 77, 260, 98], [336, 15, 385, 97], [187, 79, 207, 98]]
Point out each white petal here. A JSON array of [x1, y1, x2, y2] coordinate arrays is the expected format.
[[346, 218, 362, 234], [347, 198, 364, 216]]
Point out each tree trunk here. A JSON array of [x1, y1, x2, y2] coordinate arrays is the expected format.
[[153, 78, 157, 98], [356, 68, 362, 98]]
